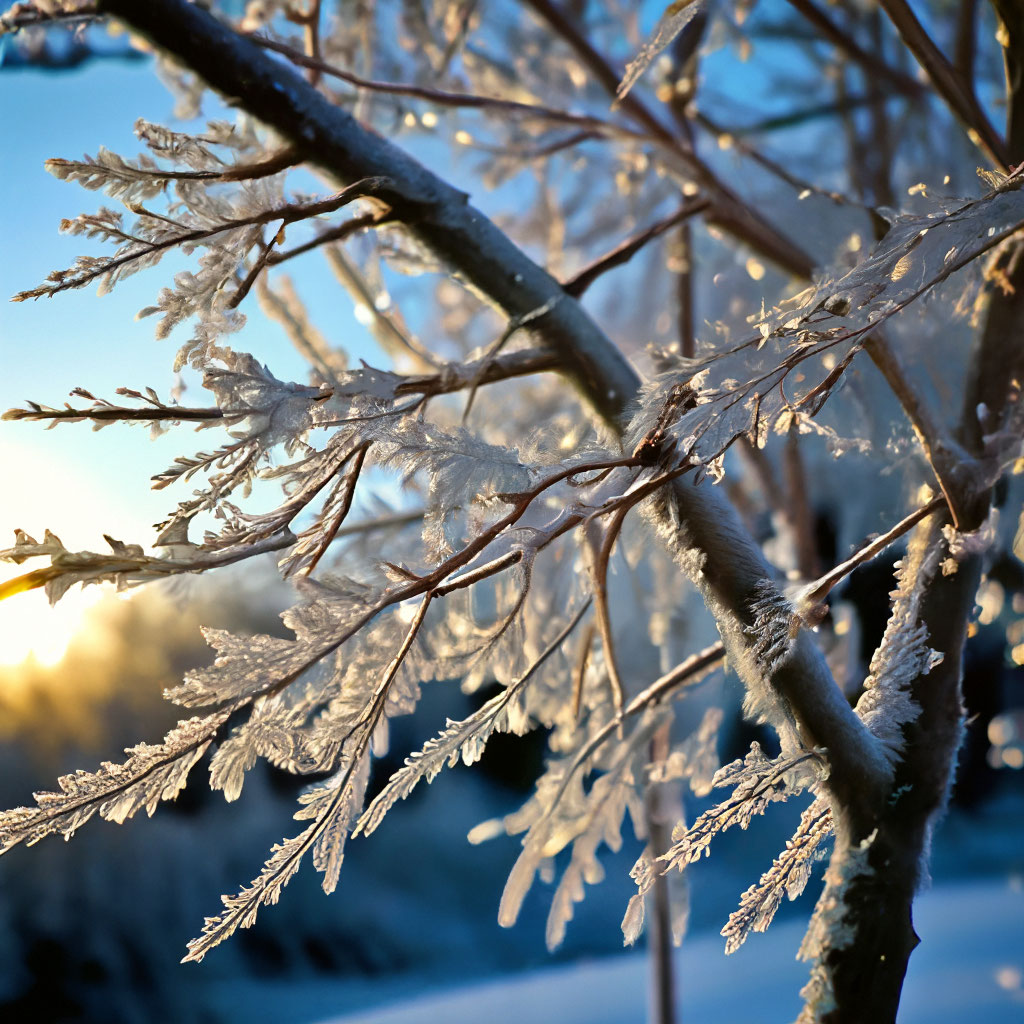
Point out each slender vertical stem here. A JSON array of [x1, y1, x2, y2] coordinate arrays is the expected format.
[[783, 425, 819, 581], [646, 723, 678, 1024], [954, 0, 980, 89], [673, 222, 696, 359]]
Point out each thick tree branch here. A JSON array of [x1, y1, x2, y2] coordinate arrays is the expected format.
[[808, 15, 1024, 1015]]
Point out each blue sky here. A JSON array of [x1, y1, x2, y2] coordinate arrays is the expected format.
[[0, 57, 389, 549], [1, 61, 191, 546], [0, 57, 381, 660]]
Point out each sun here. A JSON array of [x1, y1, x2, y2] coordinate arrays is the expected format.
[[0, 575, 104, 667], [0, 437, 155, 669]]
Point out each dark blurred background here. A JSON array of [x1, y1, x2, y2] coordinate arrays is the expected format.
[[0, 552, 1020, 1024]]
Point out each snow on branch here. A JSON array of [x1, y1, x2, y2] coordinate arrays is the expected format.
[[629, 170, 1024, 477]]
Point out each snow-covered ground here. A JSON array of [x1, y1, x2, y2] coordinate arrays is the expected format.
[[203, 877, 1023, 1024]]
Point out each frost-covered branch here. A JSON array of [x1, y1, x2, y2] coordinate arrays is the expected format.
[[0, 707, 235, 853], [95, 0, 892, 821], [7, 6, 1021, 1015], [3, 387, 236, 428], [0, 528, 296, 605], [45, 146, 300, 190], [13, 176, 392, 301], [0, 0, 98, 33], [792, 31, 1024, 1016]]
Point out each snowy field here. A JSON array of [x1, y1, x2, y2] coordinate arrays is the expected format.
[[204, 877, 1023, 1024]]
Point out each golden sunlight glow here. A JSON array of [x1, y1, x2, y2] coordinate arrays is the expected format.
[[0, 580, 104, 667], [0, 439, 150, 669]]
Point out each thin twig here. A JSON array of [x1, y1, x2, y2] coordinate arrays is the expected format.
[[462, 296, 561, 420], [645, 721, 678, 1024], [323, 244, 441, 370], [434, 550, 524, 597], [284, 441, 373, 577], [879, 0, 1008, 168], [265, 214, 383, 265], [46, 147, 301, 185], [395, 347, 562, 397], [588, 505, 631, 723], [563, 198, 711, 298], [332, 510, 424, 538], [3, 400, 228, 425], [800, 496, 946, 608], [784, 0, 924, 97], [546, 642, 727, 823], [0, 2, 100, 33], [571, 622, 597, 721], [227, 227, 281, 309]]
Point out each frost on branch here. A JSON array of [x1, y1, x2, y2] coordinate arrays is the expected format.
[[628, 174, 1024, 475], [720, 798, 833, 954], [183, 590, 431, 961], [355, 603, 589, 839], [797, 830, 879, 1022], [14, 117, 307, 364], [183, 752, 371, 964], [371, 416, 533, 558], [46, 148, 178, 203], [0, 709, 232, 854], [626, 741, 829, 949], [657, 743, 826, 875], [940, 508, 998, 576], [854, 538, 945, 769], [741, 581, 800, 723], [167, 627, 325, 709], [0, 528, 193, 605]]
